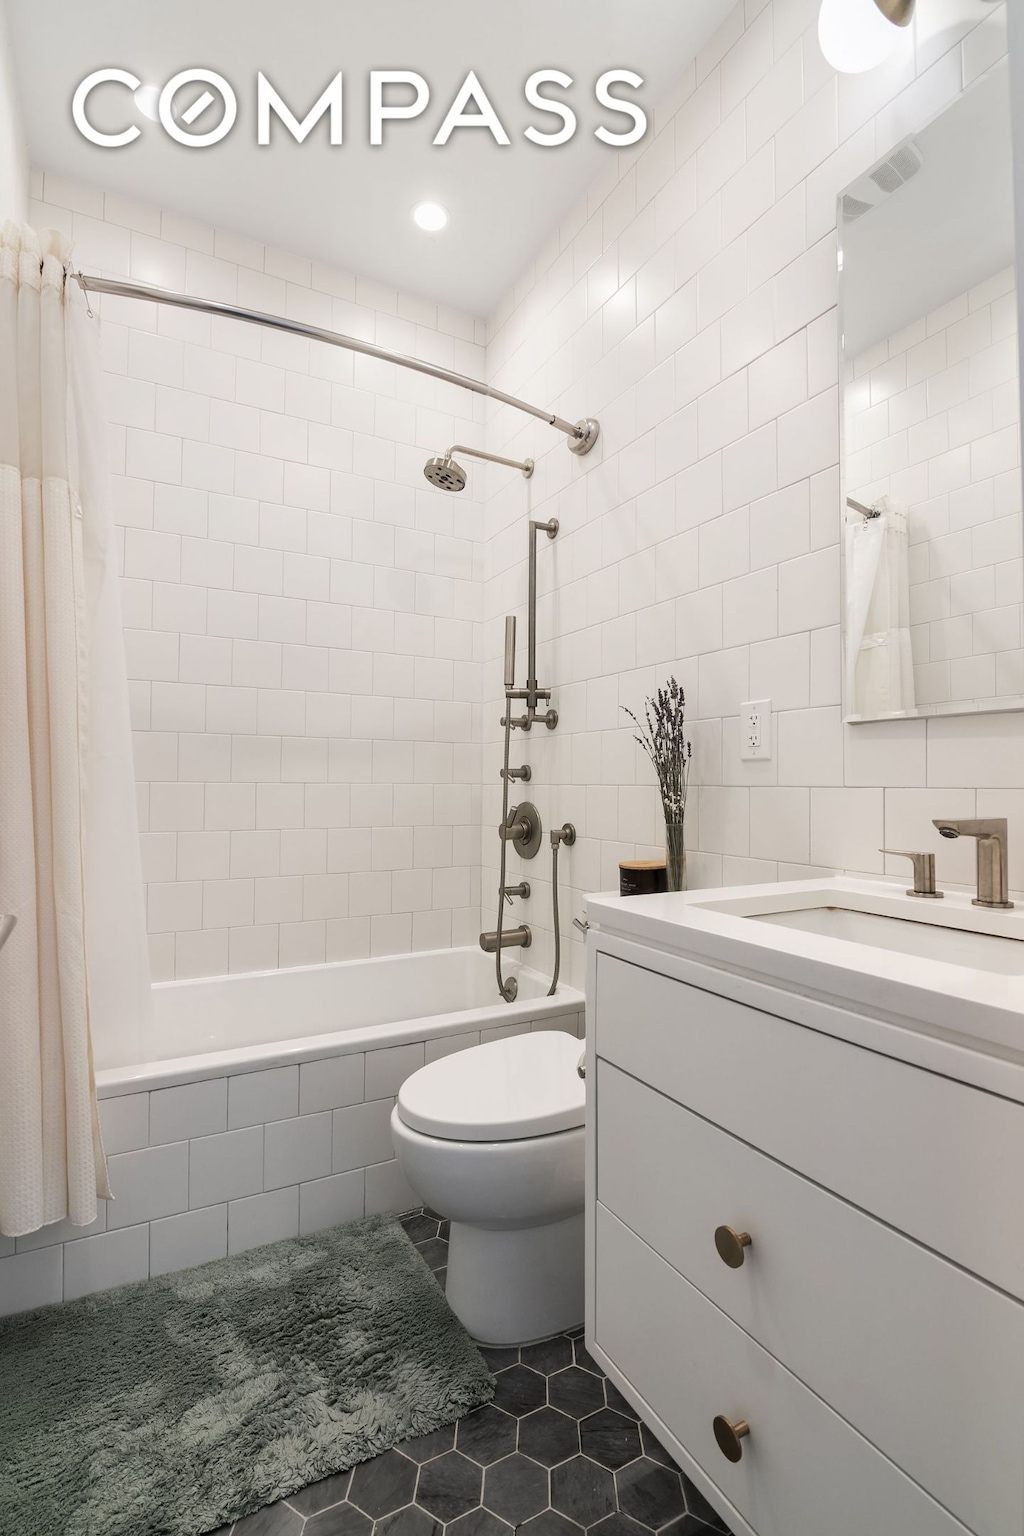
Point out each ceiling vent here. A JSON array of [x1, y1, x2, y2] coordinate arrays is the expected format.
[[840, 137, 924, 222]]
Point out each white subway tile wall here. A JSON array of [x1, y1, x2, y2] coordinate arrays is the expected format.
[[33, 170, 487, 982], [477, 0, 1020, 985], [846, 266, 1022, 709]]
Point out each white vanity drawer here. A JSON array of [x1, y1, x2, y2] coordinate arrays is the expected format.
[[594, 1204, 971, 1536], [595, 951, 1024, 1301], [597, 1060, 1024, 1536]]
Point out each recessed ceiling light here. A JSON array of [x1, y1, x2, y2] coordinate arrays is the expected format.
[[412, 202, 449, 233], [134, 83, 161, 120]]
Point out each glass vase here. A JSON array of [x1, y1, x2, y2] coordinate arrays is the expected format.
[[665, 821, 686, 893]]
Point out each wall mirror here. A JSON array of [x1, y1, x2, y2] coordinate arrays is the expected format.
[[839, 56, 1022, 721]]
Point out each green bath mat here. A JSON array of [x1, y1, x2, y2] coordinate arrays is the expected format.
[[0, 1214, 494, 1536]]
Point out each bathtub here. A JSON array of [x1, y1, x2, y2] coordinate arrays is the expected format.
[[98, 946, 584, 1095], [0, 948, 585, 1314]]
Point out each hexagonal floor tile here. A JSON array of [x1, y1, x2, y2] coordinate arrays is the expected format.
[[550, 1456, 617, 1527], [287, 1470, 352, 1516], [681, 1475, 731, 1533], [446, 1508, 515, 1536], [661, 1518, 725, 1536], [483, 1453, 550, 1525], [304, 1503, 373, 1536], [374, 1508, 442, 1536], [492, 1363, 547, 1417], [234, 1505, 304, 1536], [398, 1424, 457, 1463], [616, 1460, 687, 1529], [416, 1451, 484, 1522], [579, 1409, 643, 1472], [573, 1339, 602, 1375], [520, 1334, 574, 1375], [518, 1406, 580, 1468], [547, 1367, 605, 1420], [604, 1381, 640, 1420], [519, 1512, 584, 1536], [456, 1405, 519, 1465], [348, 1452, 418, 1520], [640, 1425, 677, 1470], [590, 1514, 651, 1536], [480, 1344, 519, 1372]]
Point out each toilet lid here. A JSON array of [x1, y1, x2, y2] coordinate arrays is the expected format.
[[397, 1031, 586, 1142]]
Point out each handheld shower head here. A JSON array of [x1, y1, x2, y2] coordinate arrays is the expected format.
[[423, 454, 467, 493]]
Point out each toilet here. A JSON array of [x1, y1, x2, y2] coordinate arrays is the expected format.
[[391, 1030, 586, 1346]]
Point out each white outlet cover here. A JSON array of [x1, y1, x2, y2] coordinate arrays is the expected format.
[[740, 699, 772, 761]]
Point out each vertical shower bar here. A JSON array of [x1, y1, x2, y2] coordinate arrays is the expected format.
[[527, 519, 558, 715]]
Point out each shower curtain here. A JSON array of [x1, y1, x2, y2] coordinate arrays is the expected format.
[[0, 224, 150, 1237], [844, 497, 916, 718]]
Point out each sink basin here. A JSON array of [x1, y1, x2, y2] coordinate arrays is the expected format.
[[750, 905, 1024, 975]]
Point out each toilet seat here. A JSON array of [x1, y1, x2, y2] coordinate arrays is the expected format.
[[396, 1031, 585, 1142]]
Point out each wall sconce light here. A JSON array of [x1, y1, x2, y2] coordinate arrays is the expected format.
[[818, 0, 914, 74]]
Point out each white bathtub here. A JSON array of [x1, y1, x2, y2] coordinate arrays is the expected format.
[[97, 946, 584, 1096]]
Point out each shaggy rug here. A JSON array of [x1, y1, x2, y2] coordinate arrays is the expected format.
[[0, 1214, 494, 1536]]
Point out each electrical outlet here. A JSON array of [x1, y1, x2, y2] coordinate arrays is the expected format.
[[740, 699, 772, 761]]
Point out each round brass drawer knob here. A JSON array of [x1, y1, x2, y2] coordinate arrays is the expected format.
[[714, 1225, 752, 1268], [713, 1415, 750, 1463]]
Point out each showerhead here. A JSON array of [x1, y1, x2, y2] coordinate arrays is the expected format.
[[423, 453, 467, 493]]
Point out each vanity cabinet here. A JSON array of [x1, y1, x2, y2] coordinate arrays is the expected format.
[[585, 934, 1024, 1536]]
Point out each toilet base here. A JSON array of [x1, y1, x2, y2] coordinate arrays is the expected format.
[[445, 1212, 585, 1345]]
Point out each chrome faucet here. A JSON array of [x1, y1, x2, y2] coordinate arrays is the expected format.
[[932, 818, 1014, 909]]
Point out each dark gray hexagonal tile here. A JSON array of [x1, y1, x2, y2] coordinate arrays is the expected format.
[[401, 1213, 440, 1244], [519, 1514, 584, 1536], [521, 1334, 574, 1374], [416, 1451, 483, 1522], [547, 1368, 605, 1420], [680, 1476, 730, 1532], [518, 1406, 580, 1468], [374, 1506, 442, 1536], [288, 1470, 352, 1515], [604, 1382, 640, 1420], [305, 1503, 373, 1536], [661, 1518, 726, 1536], [492, 1363, 547, 1417], [640, 1425, 677, 1471], [550, 1456, 616, 1526], [580, 1409, 642, 1472], [457, 1405, 519, 1465], [480, 1345, 519, 1372], [234, 1502, 303, 1535], [446, 1508, 514, 1536], [573, 1338, 602, 1375], [616, 1460, 686, 1528], [349, 1451, 418, 1519], [483, 1453, 549, 1524], [416, 1237, 449, 1272], [397, 1424, 456, 1463], [590, 1514, 651, 1536]]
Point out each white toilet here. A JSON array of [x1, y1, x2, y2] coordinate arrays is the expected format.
[[390, 1030, 586, 1346]]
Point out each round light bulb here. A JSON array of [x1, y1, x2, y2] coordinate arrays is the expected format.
[[818, 0, 902, 73], [412, 202, 449, 233], [133, 83, 162, 121]]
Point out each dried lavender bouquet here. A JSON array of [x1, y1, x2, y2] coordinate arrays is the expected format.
[[622, 677, 692, 889]]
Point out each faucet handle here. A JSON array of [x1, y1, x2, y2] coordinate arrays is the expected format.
[[879, 849, 943, 900]]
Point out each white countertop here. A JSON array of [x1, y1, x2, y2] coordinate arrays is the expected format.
[[585, 877, 1024, 1068]]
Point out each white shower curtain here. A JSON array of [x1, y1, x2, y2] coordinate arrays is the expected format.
[[844, 497, 916, 719], [0, 224, 150, 1237]]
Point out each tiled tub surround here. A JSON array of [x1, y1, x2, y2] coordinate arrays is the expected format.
[[30, 171, 489, 986], [0, 951, 583, 1316], [846, 265, 1022, 711], [477, 0, 1021, 991]]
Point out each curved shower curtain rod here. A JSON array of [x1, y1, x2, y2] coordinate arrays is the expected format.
[[72, 271, 600, 457]]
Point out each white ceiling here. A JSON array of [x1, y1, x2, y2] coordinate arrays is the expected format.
[[6, 0, 733, 315]]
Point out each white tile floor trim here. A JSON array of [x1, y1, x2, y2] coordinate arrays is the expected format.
[[0, 1012, 584, 1316]]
